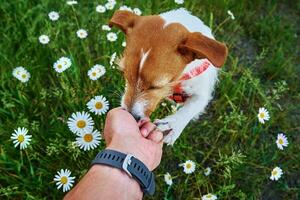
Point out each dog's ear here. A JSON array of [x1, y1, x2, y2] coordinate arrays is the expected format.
[[178, 32, 228, 67], [109, 10, 138, 33]]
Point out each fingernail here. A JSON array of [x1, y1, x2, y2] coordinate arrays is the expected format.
[[141, 128, 148, 136]]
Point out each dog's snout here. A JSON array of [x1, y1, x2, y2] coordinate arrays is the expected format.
[[131, 113, 141, 122]]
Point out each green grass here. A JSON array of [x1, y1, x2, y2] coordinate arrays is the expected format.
[[0, 0, 299, 199]]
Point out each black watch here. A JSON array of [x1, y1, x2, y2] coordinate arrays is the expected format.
[[91, 149, 155, 195]]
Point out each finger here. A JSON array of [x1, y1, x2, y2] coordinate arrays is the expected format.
[[137, 117, 150, 127], [140, 122, 156, 137], [147, 130, 163, 143]]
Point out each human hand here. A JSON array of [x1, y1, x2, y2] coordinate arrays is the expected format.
[[103, 108, 163, 171]]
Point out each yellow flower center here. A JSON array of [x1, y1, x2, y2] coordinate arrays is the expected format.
[[207, 194, 212, 198], [259, 112, 265, 118], [60, 176, 68, 184], [186, 163, 191, 169], [278, 139, 284, 144], [272, 170, 277, 176], [92, 72, 97, 76], [22, 74, 27, 78], [17, 135, 25, 143], [84, 133, 93, 142], [77, 120, 86, 128], [95, 102, 103, 109], [58, 64, 62, 69]]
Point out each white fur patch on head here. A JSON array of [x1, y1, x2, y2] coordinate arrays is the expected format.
[[139, 49, 151, 72], [159, 8, 214, 39], [131, 99, 147, 119]]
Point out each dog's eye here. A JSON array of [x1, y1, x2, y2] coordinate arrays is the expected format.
[[148, 86, 161, 90]]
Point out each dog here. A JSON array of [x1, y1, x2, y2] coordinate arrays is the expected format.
[[109, 8, 228, 145]]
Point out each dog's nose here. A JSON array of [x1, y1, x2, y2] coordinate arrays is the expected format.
[[131, 113, 141, 122]]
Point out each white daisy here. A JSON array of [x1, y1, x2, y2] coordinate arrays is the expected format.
[[270, 167, 283, 181], [87, 68, 101, 80], [227, 10, 235, 20], [76, 29, 88, 39], [76, 129, 101, 151], [93, 64, 106, 76], [133, 8, 142, 16], [53, 61, 67, 73], [39, 35, 50, 44], [119, 5, 133, 12], [179, 160, 196, 174], [276, 133, 288, 150], [13, 67, 30, 82], [53, 57, 71, 73], [202, 193, 217, 200], [257, 107, 270, 124], [66, 1, 78, 5], [108, 0, 116, 4], [171, 104, 180, 113], [164, 172, 173, 186], [87, 95, 109, 115], [18, 69, 31, 83], [107, 32, 117, 42], [12, 66, 26, 79], [11, 127, 32, 150], [110, 52, 117, 66], [53, 169, 75, 192], [122, 41, 126, 47], [105, 2, 115, 10], [96, 5, 106, 13], [67, 111, 94, 135], [87, 64, 105, 81], [58, 57, 72, 69], [175, 0, 184, 5], [204, 167, 211, 176], [102, 25, 111, 31], [48, 11, 59, 21]]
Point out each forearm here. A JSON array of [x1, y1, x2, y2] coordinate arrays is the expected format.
[[64, 165, 143, 200]]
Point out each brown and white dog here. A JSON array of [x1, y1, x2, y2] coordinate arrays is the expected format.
[[109, 8, 228, 145]]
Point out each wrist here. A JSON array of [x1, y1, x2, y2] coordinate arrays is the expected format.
[[90, 165, 143, 199]]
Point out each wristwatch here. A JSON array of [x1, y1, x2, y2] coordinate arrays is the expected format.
[[91, 149, 155, 195]]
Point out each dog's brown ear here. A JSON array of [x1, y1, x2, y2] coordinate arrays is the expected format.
[[178, 32, 228, 67], [109, 10, 138, 33]]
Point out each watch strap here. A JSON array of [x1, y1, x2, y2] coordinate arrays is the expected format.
[[91, 149, 155, 195]]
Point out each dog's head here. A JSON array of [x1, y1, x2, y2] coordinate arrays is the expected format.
[[109, 10, 227, 121]]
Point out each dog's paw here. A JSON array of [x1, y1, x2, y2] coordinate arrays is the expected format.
[[155, 117, 185, 145]]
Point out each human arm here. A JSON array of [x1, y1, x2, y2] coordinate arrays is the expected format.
[[64, 108, 163, 200]]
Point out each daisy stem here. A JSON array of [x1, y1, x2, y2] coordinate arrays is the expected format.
[[213, 17, 230, 35], [25, 150, 34, 176], [71, 6, 80, 29], [184, 174, 189, 184], [194, 173, 202, 197], [19, 150, 23, 173]]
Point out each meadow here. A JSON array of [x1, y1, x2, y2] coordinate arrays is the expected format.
[[0, 0, 299, 199]]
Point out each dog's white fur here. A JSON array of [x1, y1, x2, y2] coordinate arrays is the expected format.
[[157, 8, 219, 145]]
